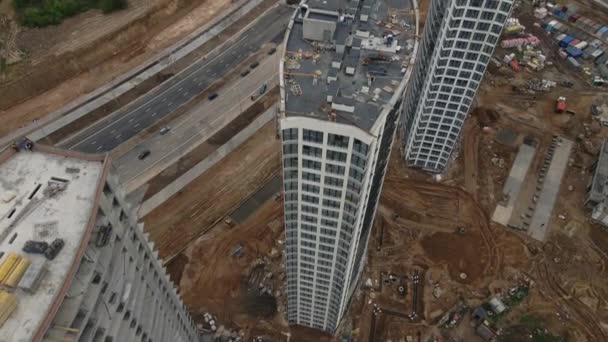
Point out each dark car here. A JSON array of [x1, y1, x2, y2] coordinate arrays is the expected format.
[[208, 93, 219, 101], [240, 69, 250, 77], [250, 61, 260, 69], [268, 47, 277, 55], [45, 238, 65, 260], [23, 240, 49, 254], [138, 150, 151, 160]]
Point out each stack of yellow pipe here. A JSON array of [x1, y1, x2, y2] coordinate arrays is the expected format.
[[0, 252, 31, 288], [0, 290, 17, 327]]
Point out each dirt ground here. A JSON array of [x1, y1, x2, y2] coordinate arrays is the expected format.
[[0, 0, 235, 136], [142, 121, 281, 261], [138, 0, 608, 340]]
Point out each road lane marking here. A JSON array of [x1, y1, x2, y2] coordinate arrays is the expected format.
[[129, 118, 134, 123], [152, 112, 157, 117], [67, 15, 287, 149], [161, 98, 167, 102], [145, 107, 151, 112], [178, 87, 183, 92], [96, 146, 103, 151], [134, 123, 140, 128], [168, 102, 173, 107]]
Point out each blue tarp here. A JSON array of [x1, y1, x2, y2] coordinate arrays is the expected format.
[[559, 36, 574, 47], [566, 46, 583, 57]]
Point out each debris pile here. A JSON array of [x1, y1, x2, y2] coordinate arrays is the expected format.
[[526, 78, 557, 92]]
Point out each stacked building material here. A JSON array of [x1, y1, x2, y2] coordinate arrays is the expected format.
[[0, 253, 30, 289], [501, 35, 540, 48], [17, 259, 46, 293], [0, 291, 17, 328]]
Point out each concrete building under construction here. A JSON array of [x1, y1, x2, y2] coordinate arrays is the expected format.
[[400, 0, 513, 172], [585, 140, 608, 227], [278, 0, 418, 333], [0, 141, 198, 342]]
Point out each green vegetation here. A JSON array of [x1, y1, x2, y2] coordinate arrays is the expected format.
[[13, 0, 128, 28], [500, 315, 568, 342]]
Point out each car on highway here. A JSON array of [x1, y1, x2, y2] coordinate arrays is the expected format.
[[251, 83, 268, 101], [208, 93, 218, 101], [268, 47, 277, 55], [240, 70, 250, 77], [250, 61, 260, 69], [138, 150, 151, 160], [160, 126, 171, 135]]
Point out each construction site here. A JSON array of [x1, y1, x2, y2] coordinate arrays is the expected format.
[[1, 0, 608, 340]]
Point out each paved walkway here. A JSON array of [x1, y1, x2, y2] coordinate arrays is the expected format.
[[528, 138, 573, 241], [138, 106, 276, 217]]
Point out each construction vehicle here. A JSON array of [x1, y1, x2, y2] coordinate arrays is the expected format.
[[555, 96, 567, 113], [44, 239, 64, 260]]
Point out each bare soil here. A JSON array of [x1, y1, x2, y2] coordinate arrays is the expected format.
[[142, 121, 281, 260], [0, 0, 238, 137]]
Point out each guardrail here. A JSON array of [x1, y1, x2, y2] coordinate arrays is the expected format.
[[0, 0, 269, 147]]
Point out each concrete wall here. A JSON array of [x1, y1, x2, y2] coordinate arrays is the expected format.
[[45, 172, 198, 342]]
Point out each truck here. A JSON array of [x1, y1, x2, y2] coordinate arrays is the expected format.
[[555, 96, 567, 113]]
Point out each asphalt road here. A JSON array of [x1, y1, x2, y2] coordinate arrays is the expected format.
[[60, 4, 290, 153], [115, 52, 280, 192]]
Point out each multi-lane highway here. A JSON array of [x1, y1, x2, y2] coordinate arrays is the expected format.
[[115, 52, 280, 192], [60, 4, 291, 152]]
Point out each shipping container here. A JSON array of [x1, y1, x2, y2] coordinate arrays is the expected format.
[[596, 53, 608, 65], [560, 36, 574, 47], [567, 56, 581, 68], [566, 46, 583, 58], [575, 41, 588, 50], [555, 33, 567, 41], [592, 49, 605, 60], [599, 64, 608, 79]]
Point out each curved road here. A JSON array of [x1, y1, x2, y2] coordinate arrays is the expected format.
[[60, 4, 290, 153]]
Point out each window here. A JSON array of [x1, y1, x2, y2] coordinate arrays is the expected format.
[[322, 209, 339, 218], [325, 163, 345, 175], [323, 199, 340, 208], [328, 134, 349, 148], [324, 176, 343, 187], [303, 129, 323, 143], [303, 145, 322, 158], [327, 150, 347, 162], [284, 157, 298, 168], [302, 183, 320, 194], [349, 168, 364, 182], [283, 128, 298, 141], [323, 188, 342, 199], [303, 159, 321, 170], [283, 143, 297, 155], [302, 194, 319, 204], [303, 172, 321, 182]]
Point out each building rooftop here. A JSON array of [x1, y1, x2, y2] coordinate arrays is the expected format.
[[0, 143, 106, 341], [281, 0, 415, 131]]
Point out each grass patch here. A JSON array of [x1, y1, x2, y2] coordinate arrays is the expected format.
[[500, 314, 568, 342], [13, 0, 128, 27]]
